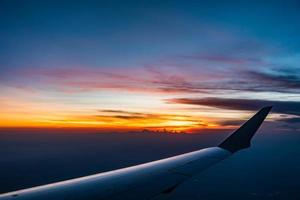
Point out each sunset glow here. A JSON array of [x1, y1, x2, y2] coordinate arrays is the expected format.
[[0, 1, 299, 133]]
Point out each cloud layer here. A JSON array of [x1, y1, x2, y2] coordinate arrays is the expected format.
[[168, 97, 300, 116]]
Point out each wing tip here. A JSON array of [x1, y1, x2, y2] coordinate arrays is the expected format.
[[218, 106, 272, 153], [261, 105, 273, 112]]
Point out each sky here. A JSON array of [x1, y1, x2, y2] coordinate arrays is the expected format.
[[0, 0, 300, 133]]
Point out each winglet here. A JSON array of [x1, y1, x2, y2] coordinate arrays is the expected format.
[[218, 106, 272, 153]]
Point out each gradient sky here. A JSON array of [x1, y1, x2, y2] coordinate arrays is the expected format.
[[1, 0, 300, 133]]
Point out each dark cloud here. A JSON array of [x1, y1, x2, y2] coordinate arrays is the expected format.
[[218, 120, 246, 126], [95, 115, 146, 120], [248, 70, 300, 91], [96, 110, 149, 120], [145, 66, 300, 94], [99, 110, 143, 115], [96, 109, 194, 122], [167, 97, 300, 116], [278, 117, 300, 124], [112, 115, 147, 120], [179, 54, 261, 65]]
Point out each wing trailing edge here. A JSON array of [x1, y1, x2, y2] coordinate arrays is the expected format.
[[218, 106, 272, 153]]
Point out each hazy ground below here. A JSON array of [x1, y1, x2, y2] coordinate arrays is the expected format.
[[0, 130, 299, 199]]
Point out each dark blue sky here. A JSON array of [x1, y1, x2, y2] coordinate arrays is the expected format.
[[1, 0, 299, 68]]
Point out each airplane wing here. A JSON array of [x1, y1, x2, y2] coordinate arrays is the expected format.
[[0, 106, 272, 200]]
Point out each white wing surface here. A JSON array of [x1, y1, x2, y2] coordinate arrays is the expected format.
[[0, 106, 272, 200]]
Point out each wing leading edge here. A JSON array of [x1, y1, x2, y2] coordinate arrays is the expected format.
[[0, 107, 272, 200]]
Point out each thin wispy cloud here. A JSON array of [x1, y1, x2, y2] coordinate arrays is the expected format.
[[8, 61, 300, 95]]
